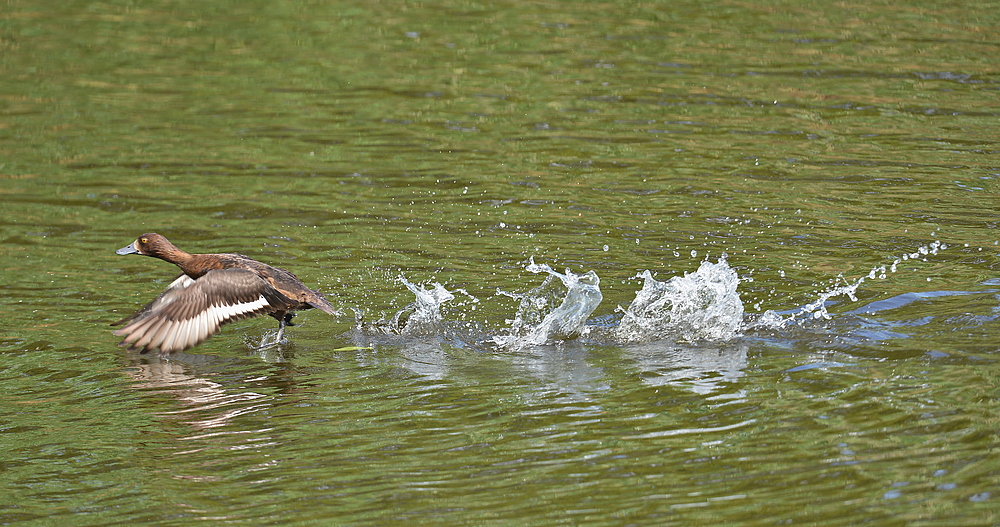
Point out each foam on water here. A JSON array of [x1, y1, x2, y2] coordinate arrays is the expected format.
[[614, 257, 745, 343], [492, 258, 603, 350]]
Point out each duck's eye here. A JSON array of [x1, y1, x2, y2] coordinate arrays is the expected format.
[[140, 237, 148, 244]]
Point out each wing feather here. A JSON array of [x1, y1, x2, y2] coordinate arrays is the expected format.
[[113, 269, 287, 356]]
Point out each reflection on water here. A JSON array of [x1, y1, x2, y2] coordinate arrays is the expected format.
[[625, 341, 748, 395], [505, 345, 611, 402], [125, 357, 270, 434], [384, 336, 454, 381]]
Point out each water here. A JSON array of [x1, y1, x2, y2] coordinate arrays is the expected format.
[[2, 0, 1000, 525]]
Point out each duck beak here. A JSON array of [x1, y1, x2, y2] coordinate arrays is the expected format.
[[116, 242, 140, 255]]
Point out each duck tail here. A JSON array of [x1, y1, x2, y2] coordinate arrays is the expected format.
[[310, 293, 340, 316]]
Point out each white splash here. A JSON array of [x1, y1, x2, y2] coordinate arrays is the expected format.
[[748, 241, 947, 330], [386, 278, 455, 335], [615, 258, 744, 343], [493, 258, 603, 349]]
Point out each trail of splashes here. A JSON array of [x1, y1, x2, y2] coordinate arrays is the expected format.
[[614, 257, 744, 343], [748, 241, 948, 330], [493, 258, 603, 350], [361, 241, 947, 346]]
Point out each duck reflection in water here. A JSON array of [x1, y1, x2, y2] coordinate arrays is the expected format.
[[125, 355, 271, 432]]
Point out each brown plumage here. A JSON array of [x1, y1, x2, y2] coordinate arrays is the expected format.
[[112, 233, 337, 357]]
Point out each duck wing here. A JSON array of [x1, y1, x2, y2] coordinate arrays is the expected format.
[[111, 274, 192, 327], [112, 268, 286, 356]]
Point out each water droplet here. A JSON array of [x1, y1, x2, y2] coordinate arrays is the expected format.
[[970, 492, 991, 502]]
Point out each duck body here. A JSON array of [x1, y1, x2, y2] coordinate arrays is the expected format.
[[112, 233, 336, 357]]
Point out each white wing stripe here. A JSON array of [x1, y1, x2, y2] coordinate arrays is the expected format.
[[116, 287, 275, 354], [164, 295, 270, 353], [205, 295, 270, 321]]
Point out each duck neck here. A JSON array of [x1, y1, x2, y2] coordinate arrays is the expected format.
[[156, 247, 197, 275], [177, 253, 226, 279]]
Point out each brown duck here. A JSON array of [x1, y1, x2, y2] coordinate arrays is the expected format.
[[112, 233, 337, 357]]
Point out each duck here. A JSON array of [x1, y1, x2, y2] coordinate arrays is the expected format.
[[111, 233, 337, 357]]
